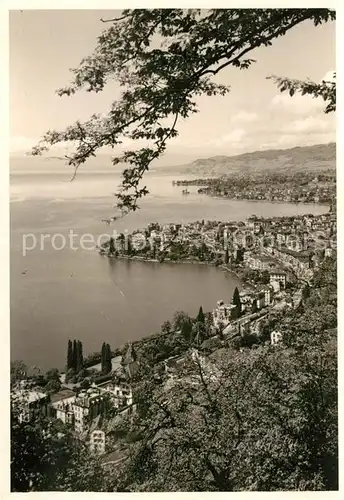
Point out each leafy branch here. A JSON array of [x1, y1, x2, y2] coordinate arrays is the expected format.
[[267, 72, 336, 114], [30, 8, 335, 219]]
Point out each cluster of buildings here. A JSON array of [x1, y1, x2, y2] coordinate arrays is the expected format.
[[236, 212, 335, 269], [11, 389, 50, 423], [11, 344, 139, 457], [108, 220, 225, 258], [213, 280, 279, 329], [212, 267, 300, 346], [195, 172, 335, 205], [110, 211, 336, 274]]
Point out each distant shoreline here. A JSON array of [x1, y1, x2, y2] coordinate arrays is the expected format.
[[205, 195, 330, 207]]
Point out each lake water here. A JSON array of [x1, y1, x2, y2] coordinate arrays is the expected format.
[[10, 160, 328, 370]]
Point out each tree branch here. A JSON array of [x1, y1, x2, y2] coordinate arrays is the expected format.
[[100, 15, 129, 23]]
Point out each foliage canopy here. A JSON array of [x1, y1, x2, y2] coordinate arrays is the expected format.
[[32, 8, 335, 218]]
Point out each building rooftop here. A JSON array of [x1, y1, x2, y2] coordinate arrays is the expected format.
[[270, 270, 286, 276], [50, 389, 76, 404], [275, 247, 310, 259], [12, 389, 47, 404], [74, 390, 105, 408]]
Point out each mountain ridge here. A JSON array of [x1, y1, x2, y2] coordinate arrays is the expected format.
[[167, 142, 336, 177]]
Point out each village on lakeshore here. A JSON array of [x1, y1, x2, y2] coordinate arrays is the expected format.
[[174, 168, 335, 205]]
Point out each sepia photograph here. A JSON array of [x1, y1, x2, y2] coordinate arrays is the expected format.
[[9, 6, 337, 492]]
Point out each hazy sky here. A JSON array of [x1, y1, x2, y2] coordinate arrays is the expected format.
[[10, 10, 335, 163]]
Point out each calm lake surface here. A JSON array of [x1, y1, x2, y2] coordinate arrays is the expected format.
[[10, 159, 328, 370]]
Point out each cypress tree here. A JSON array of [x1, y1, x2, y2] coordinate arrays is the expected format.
[[108, 237, 115, 255], [67, 339, 73, 370], [232, 287, 242, 317], [231, 305, 239, 321], [194, 322, 205, 347], [101, 342, 106, 373], [101, 343, 112, 374], [76, 340, 83, 373], [72, 339, 77, 370], [126, 236, 133, 256], [81, 341, 84, 370], [197, 306, 205, 324], [106, 344, 112, 374], [181, 318, 193, 344]]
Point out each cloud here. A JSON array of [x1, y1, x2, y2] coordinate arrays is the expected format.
[[270, 93, 324, 116], [208, 128, 246, 147], [283, 116, 332, 135], [230, 111, 258, 123]]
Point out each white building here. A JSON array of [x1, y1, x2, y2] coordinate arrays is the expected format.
[[263, 286, 273, 306], [286, 236, 304, 253], [213, 300, 237, 329], [131, 232, 147, 251], [270, 271, 286, 288], [89, 429, 106, 454], [94, 380, 133, 408], [325, 247, 334, 258], [50, 389, 76, 425], [271, 330, 282, 345], [72, 389, 107, 434]]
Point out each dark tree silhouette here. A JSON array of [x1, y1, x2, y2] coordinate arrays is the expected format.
[[232, 286, 242, 317], [66, 339, 73, 371], [197, 306, 205, 324]]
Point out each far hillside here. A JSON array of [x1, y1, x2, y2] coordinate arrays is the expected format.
[[165, 143, 336, 177]]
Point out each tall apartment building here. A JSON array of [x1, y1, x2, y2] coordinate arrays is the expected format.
[[72, 389, 108, 434]]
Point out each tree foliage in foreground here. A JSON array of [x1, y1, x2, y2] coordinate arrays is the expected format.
[[268, 72, 336, 114], [11, 412, 112, 492], [31, 8, 335, 218], [115, 337, 337, 491]]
